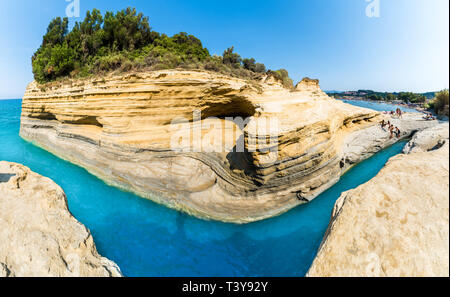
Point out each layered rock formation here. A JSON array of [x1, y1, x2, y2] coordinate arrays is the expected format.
[[19, 69, 437, 223], [294, 77, 324, 93], [0, 161, 121, 277], [307, 124, 449, 277]]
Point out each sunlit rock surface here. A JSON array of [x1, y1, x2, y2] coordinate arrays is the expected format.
[[307, 124, 449, 277], [0, 161, 122, 277], [19, 70, 437, 223], [403, 122, 449, 154]]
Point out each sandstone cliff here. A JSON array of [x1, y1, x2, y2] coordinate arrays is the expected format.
[[307, 124, 449, 277], [0, 161, 122, 277], [294, 77, 323, 93], [19, 70, 437, 223]]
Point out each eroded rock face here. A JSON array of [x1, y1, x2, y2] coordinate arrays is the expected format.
[[307, 124, 449, 277], [19, 70, 437, 223], [0, 161, 121, 277], [294, 77, 323, 93], [403, 122, 449, 154]]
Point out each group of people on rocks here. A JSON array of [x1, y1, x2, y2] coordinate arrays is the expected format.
[[383, 108, 403, 118], [380, 108, 404, 139], [380, 119, 401, 139], [423, 112, 436, 121], [380, 107, 438, 139]]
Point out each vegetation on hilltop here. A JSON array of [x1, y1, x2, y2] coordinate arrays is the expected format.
[[329, 89, 449, 116], [396, 92, 427, 104], [267, 69, 294, 89], [427, 90, 449, 116], [365, 91, 427, 103], [32, 7, 293, 88]]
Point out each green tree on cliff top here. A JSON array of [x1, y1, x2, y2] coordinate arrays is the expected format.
[[32, 7, 286, 87]]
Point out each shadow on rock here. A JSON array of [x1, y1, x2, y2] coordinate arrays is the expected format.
[[0, 173, 15, 183]]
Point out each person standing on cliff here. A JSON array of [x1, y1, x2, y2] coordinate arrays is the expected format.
[[396, 127, 401, 138], [389, 125, 395, 139]]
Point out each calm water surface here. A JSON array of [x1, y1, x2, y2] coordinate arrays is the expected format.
[[0, 99, 407, 276], [340, 99, 421, 113]]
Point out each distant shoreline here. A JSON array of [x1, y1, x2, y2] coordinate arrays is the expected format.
[[336, 97, 429, 114]]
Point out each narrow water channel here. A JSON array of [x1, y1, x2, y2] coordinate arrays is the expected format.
[[0, 99, 407, 276]]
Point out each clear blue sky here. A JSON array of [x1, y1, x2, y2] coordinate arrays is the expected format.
[[0, 0, 448, 99]]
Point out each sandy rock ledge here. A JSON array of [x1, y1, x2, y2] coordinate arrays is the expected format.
[[0, 161, 122, 277]]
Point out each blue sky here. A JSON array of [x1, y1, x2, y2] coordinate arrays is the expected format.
[[0, 0, 448, 99]]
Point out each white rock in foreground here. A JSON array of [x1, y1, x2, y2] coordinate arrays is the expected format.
[[0, 161, 121, 277], [307, 124, 449, 277], [403, 123, 449, 154]]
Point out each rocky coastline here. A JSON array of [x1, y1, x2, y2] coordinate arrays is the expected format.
[[307, 123, 449, 277], [19, 70, 440, 223], [0, 161, 121, 277]]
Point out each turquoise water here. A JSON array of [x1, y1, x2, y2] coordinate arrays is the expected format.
[[0, 99, 407, 276], [341, 99, 421, 113]]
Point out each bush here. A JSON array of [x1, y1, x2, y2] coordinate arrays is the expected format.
[[43, 17, 69, 46], [397, 92, 426, 103], [94, 53, 126, 71], [254, 63, 266, 73], [423, 101, 434, 110], [243, 58, 256, 71], [203, 56, 224, 72], [268, 69, 294, 89], [222, 47, 242, 68], [386, 93, 396, 101], [32, 43, 76, 82], [433, 89, 449, 115], [367, 94, 382, 101]]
